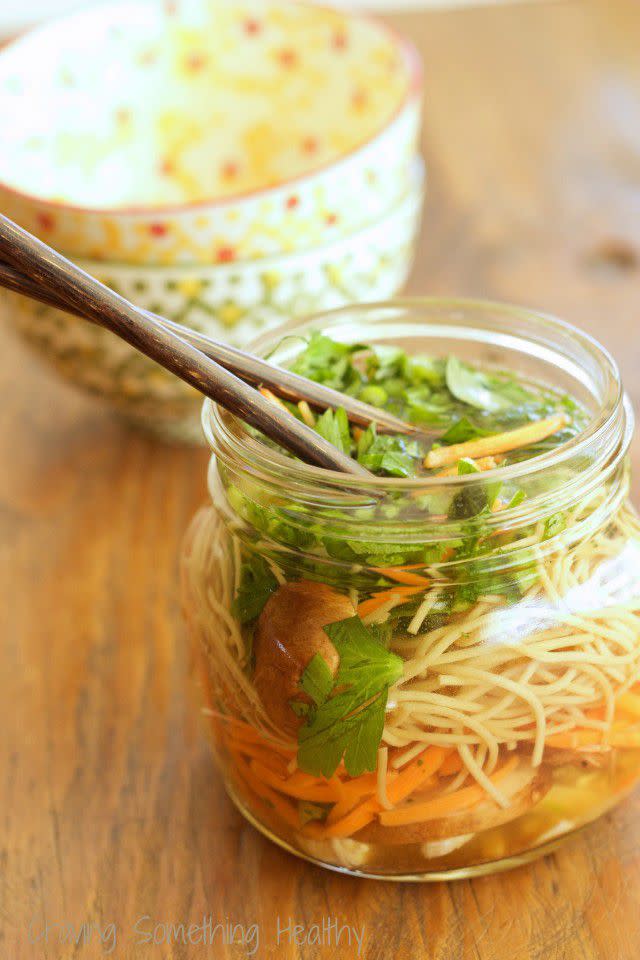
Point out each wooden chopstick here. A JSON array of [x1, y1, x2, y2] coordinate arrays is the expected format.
[[0, 214, 374, 478], [0, 258, 428, 440]]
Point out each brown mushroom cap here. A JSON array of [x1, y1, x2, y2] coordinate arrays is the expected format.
[[253, 580, 354, 736], [356, 761, 551, 845]]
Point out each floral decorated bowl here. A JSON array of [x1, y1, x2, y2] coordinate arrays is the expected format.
[[2, 163, 424, 443], [0, 0, 421, 265]]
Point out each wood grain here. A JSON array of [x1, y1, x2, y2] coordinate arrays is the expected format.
[[3, 1, 640, 957]]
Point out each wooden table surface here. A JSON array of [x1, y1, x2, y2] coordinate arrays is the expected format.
[[3, 1, 640, 957]]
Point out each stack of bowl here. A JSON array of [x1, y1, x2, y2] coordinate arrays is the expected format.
[[0, 0, 424, 442]]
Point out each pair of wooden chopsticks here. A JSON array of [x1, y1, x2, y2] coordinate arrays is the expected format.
[[0, 215, 427, 478]]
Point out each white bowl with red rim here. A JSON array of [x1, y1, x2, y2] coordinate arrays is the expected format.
[[0, 0, 422, 265], [2, 161, 424, 443]]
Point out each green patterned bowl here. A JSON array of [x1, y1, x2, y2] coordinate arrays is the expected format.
[[2, 162, 424, 443]]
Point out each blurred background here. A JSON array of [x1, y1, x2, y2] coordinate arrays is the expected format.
[[0, 0, 543, 33]]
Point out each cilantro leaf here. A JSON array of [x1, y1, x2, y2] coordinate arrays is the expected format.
[[296, 617, 403, 778]]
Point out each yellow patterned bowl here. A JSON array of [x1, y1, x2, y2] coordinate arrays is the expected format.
[[0, 0, 421, 265], [2, 162, 424, 443]]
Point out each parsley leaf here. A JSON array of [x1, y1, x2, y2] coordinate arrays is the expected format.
[[543, 512, 567, 539], [314, 406, 351, 455], [300, 653, 334, 706], [446, 356, 535, 413], [440, 417, 492, 446], [356, 423, 419, 477], [296, 617, 403, 778], [289, 332, 364, 391], [232, 556, 278, 624], [446, 356, 511, 412], [457, 457, 481, 475]]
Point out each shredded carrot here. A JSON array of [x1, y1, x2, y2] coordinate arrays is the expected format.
[[424, 414, 569, 469], [617, 691, 640, 720], [376, 566, 431, 587], [357, 585, 425, 619], [379, 756, 519, 827], [435, 455, 503, 478], [235, 759, 302, 830], [215, 716, 295, 755], [439, 751, 464, 777], [387, 747, 449, 805], [227, 738, 291, 776], [324, 775, 378, 824], [546, 725, 640, 750], [297, 400, 316, 427], [259, 387, 289, 411], [322, 798, 380, 838], [286, 769, 345, 801], [250, 759, 341, 802], [334, 771, 378, 802]]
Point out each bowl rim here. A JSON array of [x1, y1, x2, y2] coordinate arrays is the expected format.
[[71, 158, 425, 274], [0, 0, 423, 218]]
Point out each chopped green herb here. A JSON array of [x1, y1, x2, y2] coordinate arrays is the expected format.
[[315, 406, 351, 455], [299, 653, 334, 706], [440, 417, 492, 446], [298, 801, 331, 825], [543, 512, 567, 539], [457, 457, 481, 475], [296, 617, 403, 778], [232, 556, 278, 624]]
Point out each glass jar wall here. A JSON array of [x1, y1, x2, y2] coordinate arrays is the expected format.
[[181, 300, 640, 880]]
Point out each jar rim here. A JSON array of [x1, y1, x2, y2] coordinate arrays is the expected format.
[[202, 297, 628, 514]]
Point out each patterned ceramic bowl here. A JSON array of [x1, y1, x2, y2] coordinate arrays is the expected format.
[[0, 0, 421, 265], [3, 163, 424, 443]]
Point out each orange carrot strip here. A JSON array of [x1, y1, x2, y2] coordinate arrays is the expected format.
[[297, 400, 316, 427], [547, 726, 640, 749], [326, 773, 387, 825], [357, 585, 425, 618], [212, 714, 295, 754], [387, 747, 449, 805], [609, 729, 640, 747], [617, 691, 640, 720], [379, 756, 519, 827], [424, 414, 569, 469], [227, 738, 291, 776], [250, 759, 340, 802], [439, 751, 464, 777], [326, 750, 450, 831], [376, 567, 431, 587], [235, 761, 301, 830], [259, 387, 289, 411], [322, 798, 380, 838], [286, 769, 345, 802]]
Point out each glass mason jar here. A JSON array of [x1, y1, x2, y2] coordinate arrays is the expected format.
[[181, 299, 640, 880]]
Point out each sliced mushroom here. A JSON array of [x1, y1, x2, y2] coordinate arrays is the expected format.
[[357, 761, 551, 845], [253, 580, 354, 736]]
